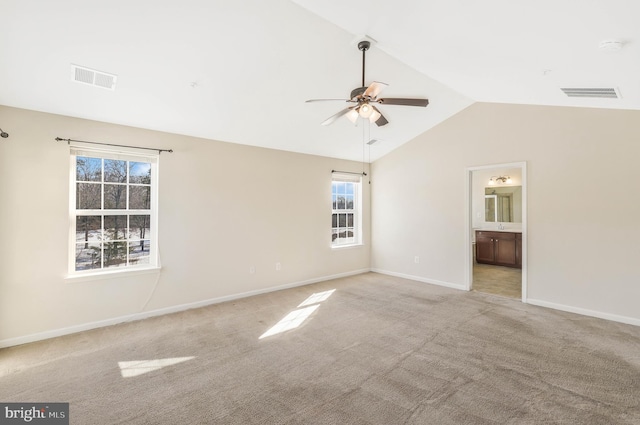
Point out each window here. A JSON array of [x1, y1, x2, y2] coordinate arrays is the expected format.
[[331, 173, 362, 247], [70, 147, 158, 274]]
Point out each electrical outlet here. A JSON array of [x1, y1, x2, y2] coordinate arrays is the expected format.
[[275, 262, 281, 271], [414, 256, 420, 264], [249, 266, 256, 274]]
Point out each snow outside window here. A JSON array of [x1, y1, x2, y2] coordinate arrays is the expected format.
[[69, 146, 158, 275], [331, 173, 362, 247]]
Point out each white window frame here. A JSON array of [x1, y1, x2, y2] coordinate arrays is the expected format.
[[331, 172, 363, 248], [68, 145, 159, 277]]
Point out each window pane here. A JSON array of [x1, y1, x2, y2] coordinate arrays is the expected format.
[[104, 215, 127, 240], [345, 228, 355, 243], [104, 241, 127, 268], [129, 215, 151, 240], [76, 216, 102, 243], [76, 157, 102, 182], [130, 162, 151, 184], [104, 159, 127, 183], [76, 243, 101, 271], [104, 184, 126, 209], [129, 240, 150, 265], [346, 195, 354, 209], [346, 183, 354, 195], [72, 150, 157, 274], [332, 176, 360, 247], [129, 186, 151, 209], [76, 183, 101, 209]]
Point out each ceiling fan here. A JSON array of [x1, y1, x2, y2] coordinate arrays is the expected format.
[[306, 40, 429, 127]]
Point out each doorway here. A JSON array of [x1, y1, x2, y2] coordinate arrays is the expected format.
[[465, 162, 527, 302]]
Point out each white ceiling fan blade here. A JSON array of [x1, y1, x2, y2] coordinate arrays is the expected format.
[[321, 106, 356, 126], [363, 81, 388, 99], [305, 98, 354, 103]]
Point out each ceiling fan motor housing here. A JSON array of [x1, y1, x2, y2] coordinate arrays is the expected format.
[[350, 87, 367, 100]]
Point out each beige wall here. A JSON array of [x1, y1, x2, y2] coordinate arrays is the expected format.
[[3, 101, 640, 345], [0, 106, 370, 344], [371, 102, 640, 323]]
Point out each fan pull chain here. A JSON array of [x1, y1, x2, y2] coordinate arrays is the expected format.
[[362, 119, 366, 175], [367, 121, 372, 184]]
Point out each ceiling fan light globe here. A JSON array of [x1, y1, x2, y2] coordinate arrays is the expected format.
[[359, 103, 373, 118], [369, 109, 381, 123], [346, 109, 359, 124]]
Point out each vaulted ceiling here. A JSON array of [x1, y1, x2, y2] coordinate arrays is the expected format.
[[1, 1, 638, 161]]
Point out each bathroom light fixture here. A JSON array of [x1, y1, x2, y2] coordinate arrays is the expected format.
[[488, 176, 511, 185]]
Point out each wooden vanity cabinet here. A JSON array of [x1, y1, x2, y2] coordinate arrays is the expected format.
[[475, 231, 522, 268]]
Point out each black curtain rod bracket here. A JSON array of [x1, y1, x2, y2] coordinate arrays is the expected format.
[[55, 137, 173, 154]]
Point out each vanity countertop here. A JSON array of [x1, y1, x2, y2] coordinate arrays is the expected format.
[[474, 228, 522, 233]]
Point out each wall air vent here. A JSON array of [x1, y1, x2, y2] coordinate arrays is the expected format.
[[560, 87, 619, 99], [71, 64, 117, 90]]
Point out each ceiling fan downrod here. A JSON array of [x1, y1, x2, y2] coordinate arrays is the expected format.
[[358, 40, 370, 88]]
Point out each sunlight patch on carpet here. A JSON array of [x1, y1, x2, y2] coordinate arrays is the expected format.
[[260, 288, 336, 339], [118, 357, 195, 378], [259, 305, 319, 339], [298, 289, 335, 307]]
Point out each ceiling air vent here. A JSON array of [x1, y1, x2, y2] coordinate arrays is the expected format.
[[560, 87, 619, 99], [71, 64, 117, 90]]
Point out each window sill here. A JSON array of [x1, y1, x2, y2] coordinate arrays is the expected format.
[[331, 243, 364, 250], [65, 266, 161, 283]]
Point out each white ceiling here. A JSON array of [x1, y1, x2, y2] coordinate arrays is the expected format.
[[1, 1, 638, 162]]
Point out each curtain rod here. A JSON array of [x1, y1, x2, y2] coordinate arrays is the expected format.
[[332, 169, 367, 176], [55, 137, 173, 154]]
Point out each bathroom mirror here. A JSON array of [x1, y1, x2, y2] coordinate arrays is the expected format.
[[485, 186, 522, 223]]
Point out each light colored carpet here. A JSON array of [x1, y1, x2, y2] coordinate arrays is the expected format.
[[1, 272, 639, 424]]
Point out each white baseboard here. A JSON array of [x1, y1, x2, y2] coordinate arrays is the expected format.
[[0, 269, 370, 349], [373, 269, 639, 327], [527, 298, 640, 327], [371, 268, 467, 291]]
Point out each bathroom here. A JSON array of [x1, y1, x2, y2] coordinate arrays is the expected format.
[[471, 167, 523, 299]]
